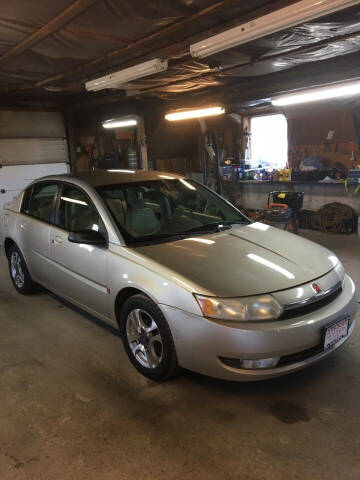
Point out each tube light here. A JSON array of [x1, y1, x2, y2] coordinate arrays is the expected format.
[[190, 0, 360, 58], [165, 106, 225, 121], [272, 79, 360, 106], [86, 58, 168, 92], [102, 118, 137, 129]]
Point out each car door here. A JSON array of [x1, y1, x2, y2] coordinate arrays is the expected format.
[[49, 183, 109, 317], [18, 181, 60, 287]]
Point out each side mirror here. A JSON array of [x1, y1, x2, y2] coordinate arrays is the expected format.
[[68, 229, 107, 246]]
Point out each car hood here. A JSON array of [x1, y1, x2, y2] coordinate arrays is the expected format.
[[134, 223, 337, 297]]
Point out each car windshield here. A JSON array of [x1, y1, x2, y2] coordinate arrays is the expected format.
[[96, 178, 249, 245]]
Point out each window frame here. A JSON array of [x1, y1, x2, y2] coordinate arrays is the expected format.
[[53, 181, 109, 243], [21, 181, 60, 225]]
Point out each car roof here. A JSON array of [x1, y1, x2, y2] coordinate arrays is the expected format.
[[38, 169, 185, 188]]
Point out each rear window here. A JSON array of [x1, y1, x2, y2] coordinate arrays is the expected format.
[[27, 183, 59, 223]]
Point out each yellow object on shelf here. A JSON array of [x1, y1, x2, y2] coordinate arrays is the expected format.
[[279, 168, 292, 182]]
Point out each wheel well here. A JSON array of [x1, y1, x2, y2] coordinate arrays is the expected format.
[[4, 238, 15, 258], [114, 287, 143, 322]]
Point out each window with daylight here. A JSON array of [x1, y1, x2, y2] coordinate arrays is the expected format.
[[250, 114, 288, 169]]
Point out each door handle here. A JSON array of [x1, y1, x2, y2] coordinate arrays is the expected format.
[[53, 235, 63, 246], [20, 221, 27, 229]]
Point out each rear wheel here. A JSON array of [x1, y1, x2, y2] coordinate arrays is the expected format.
[[8, 244, 37, 294], [119, 294, 179, 381]]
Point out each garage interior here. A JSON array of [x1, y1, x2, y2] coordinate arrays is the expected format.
[[0, 1, 360, 479]]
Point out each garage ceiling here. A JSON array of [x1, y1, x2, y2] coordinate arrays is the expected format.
[[1, 0, 360, 111]]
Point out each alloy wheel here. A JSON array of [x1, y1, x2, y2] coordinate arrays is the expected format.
[[10, 252, 25, 289], [126, 308, 163, 369]]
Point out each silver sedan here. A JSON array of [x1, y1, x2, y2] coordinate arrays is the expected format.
[[2, 170, 358, 381]]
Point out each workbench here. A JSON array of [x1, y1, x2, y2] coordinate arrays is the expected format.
[[228, 181, 360, 214]]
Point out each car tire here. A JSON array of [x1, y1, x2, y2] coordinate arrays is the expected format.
[[119, 294, 179, 381], [8, 244, 38, 295]]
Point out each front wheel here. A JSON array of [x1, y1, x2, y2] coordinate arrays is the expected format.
[[8, 244, 37, 294], [119, 294, 179, 381]]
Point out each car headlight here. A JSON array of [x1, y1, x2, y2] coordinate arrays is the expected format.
[[194, 294, 283, 321]]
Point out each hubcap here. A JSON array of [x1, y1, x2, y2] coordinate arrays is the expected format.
[[10, 252, 25, 289], [126, 309, 163, 369]]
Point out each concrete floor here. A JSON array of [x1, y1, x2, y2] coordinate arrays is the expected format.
[[0, 230, 359, 480]]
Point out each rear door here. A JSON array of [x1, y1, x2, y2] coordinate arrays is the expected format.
[[18, 181, 60, 286], [49, 183, 109, 316]]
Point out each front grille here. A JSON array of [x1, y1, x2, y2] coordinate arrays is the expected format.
[[281, 286, 342, 320]]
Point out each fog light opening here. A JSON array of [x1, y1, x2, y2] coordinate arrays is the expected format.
[[241, 357, 280, 369]]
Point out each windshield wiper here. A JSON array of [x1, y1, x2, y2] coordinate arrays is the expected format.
[[129, 221, 246, 246], [130, 233, 188, 247], [183, 221, 244, 234]]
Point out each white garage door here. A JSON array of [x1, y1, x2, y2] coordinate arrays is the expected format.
[[0, 110, 70, 243], [0, 138, 68, 165], [0, 111, 68, 166]]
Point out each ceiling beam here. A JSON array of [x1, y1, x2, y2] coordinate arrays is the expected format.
[[67, 45, 360, 113], [14, 0, 294, 92], [32, 0, 240, 88], [0, 0, 99, 67], [175, 51, 360, 109], [132, 29, 360, 96]]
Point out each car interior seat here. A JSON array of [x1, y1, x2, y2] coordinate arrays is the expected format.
[[104, 189, 127, 227], [125, 189, 160, 236]]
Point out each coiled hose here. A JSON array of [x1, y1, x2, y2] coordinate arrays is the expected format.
[[311, 202, 356, 233]]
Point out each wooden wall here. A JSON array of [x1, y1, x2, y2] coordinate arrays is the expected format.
[[284, 103, 359, 170], [146, 114, 200, 174]]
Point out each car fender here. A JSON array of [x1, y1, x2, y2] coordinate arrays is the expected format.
[[107, 244, 204, 323]]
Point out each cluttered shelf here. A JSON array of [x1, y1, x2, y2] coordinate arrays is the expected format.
[[226, 180, 346, 185], [220, 164, 359, 199]]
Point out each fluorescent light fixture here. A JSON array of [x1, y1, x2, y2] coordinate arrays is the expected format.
[[165, 106, 225, 121], [86, 58, 168, 92], [107, 169, 135, 173], [102, 118, 137, 129], [190, 0, 360, 58], [272, 79, 360, 106]]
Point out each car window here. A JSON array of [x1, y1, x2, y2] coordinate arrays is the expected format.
[[21, 186, 33, 214], [97, 179, 248, 245], [56, 185, 105, 234], [27, 183, 59, 223]]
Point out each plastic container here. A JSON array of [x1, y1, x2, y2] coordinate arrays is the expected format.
[[279, 168, 292, 182]]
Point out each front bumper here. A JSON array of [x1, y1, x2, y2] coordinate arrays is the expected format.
[[160, 274, 358, 381]]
